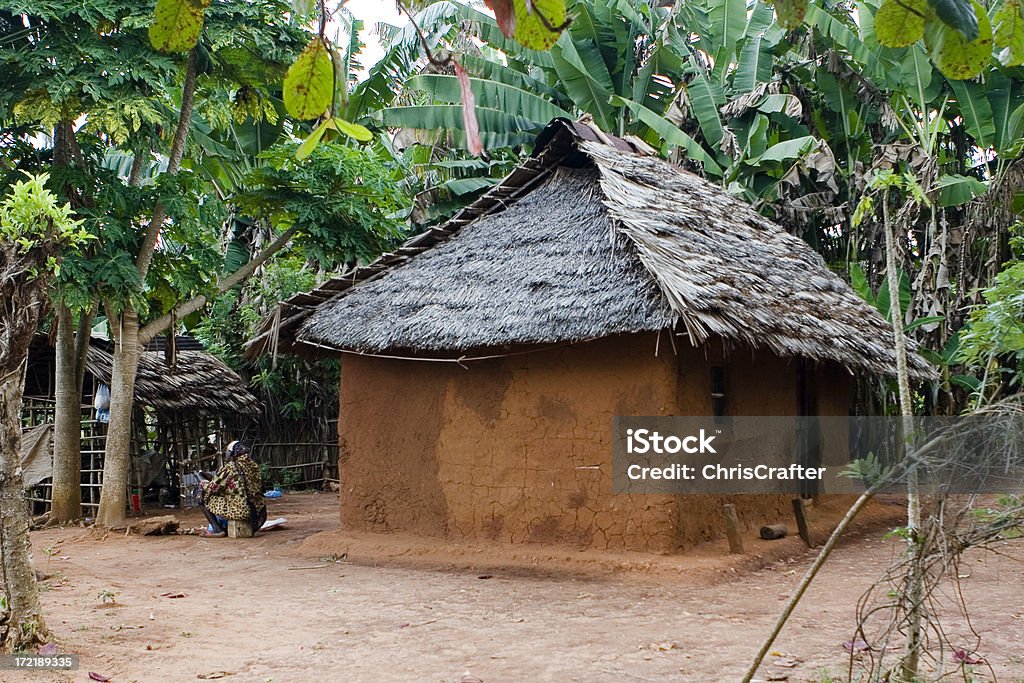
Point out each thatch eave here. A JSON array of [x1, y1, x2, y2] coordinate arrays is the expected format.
[[247, 118, 936, 383], [86, 344, 258, 416]]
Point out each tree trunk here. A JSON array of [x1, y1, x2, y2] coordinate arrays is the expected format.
[[94, 306, 141, 529], [0, 247, 53, 651], [0, 371, 49, 651], [883, 193, 924, 681], [50, 304, 81, 522], [92, 53, 198, 529]]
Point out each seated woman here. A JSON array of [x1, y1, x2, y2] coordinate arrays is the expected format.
[[199, 440, 267, 538]]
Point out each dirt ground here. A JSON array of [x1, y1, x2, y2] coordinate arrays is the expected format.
[[15, 492, 1024, 683]]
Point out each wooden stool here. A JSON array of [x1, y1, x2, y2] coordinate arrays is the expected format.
[[227, 520, 253, 538]]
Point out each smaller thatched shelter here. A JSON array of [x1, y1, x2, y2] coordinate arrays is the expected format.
[[84, 342, 257, 416], [23, 335, 257, 514], [248, 119, 935, 553]]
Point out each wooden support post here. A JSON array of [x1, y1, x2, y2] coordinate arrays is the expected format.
[[792, 497, 813, 548], [723, 503, 744, 554]]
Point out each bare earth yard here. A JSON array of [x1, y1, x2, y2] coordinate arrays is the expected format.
[[14, 493, 1024, 683]]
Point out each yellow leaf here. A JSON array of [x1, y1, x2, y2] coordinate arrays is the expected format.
[[149, 0, 206, 53], [514, 0, 567, 51], [928, 1, 993, 80], [773, 0, 808, 30], [875, 0, 928, 48], [295, 119, 331, 160], [283, 37, 335, 121], [329, 118, 374, 142]]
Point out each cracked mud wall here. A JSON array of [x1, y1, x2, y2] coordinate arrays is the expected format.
[[337, 333, 851, 553], [337, 357, 450, 535], [432, 334, 681, 553], [671, 342, 852, 548]]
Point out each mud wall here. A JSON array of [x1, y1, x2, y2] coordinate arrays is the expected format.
[[337, 333, 851, 552], [337, 359, 450, 535], [670, 342, 852, 548]]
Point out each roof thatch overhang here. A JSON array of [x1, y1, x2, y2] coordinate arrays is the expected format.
[[245, 119, 936, 382], [86, 342, 258, 416]]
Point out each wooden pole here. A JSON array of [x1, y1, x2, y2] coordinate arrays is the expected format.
[[792, 497, 813, 548], [723, 503, 744, 554]]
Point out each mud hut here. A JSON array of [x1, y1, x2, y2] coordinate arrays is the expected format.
[[247, 119, 934, 552]]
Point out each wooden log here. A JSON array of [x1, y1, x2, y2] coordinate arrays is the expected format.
[[792, 497, 813, 547], [723, 503, 744, 554], [127, 515, 180, 536], [759, 524, 788, 540], [227, 519, 253, 538]]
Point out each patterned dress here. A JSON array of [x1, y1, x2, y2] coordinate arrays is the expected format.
[[201, 454, 266, 522]]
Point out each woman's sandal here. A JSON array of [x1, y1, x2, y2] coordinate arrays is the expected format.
[[199, 529, 226, 538]]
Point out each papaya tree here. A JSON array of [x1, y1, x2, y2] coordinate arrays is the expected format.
[[2, 0, 405, 527]]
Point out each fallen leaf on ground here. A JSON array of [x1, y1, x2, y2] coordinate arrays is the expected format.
[[459, 673, 483, 683], [160, 592, 187, 598], [953, 649, 985, 665], [842, 639, 870, 653], [197, 671, 235, 679], [37, 642, 57, 655], [771, 653, 802, 668], [89, 673, 111, 682], [477, 575, 493, 579], [646, 641, 679, 651]]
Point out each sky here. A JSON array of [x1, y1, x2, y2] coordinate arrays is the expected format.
[[344, 0, 407, 74]]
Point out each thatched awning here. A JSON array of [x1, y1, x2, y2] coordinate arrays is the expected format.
[[246, 119, 935, 382], [87, 345, 258, 415]]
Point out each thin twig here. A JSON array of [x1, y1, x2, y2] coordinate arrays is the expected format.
[[395, 0, 451, 68]]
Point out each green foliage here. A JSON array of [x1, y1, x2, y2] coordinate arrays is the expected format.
[[280, 466, 302, 488], [0, 174, 87, 249], [194, 252, 340, 425], [3, 0, 313, 317], [934, 173, 987, 206], [994, 0, 1024, 66], [849, 262, 913, 324], [194, 252, 314, 362], [233, 141, 407, 268], [957, 260, 1024, 392], [840, 452, 892, 488], [0, 174, 89, 278], [4, 2, 179, 147]]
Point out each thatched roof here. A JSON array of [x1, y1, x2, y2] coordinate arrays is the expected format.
[[86, 343, 258, 415], [246, 119, 935, 381]]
